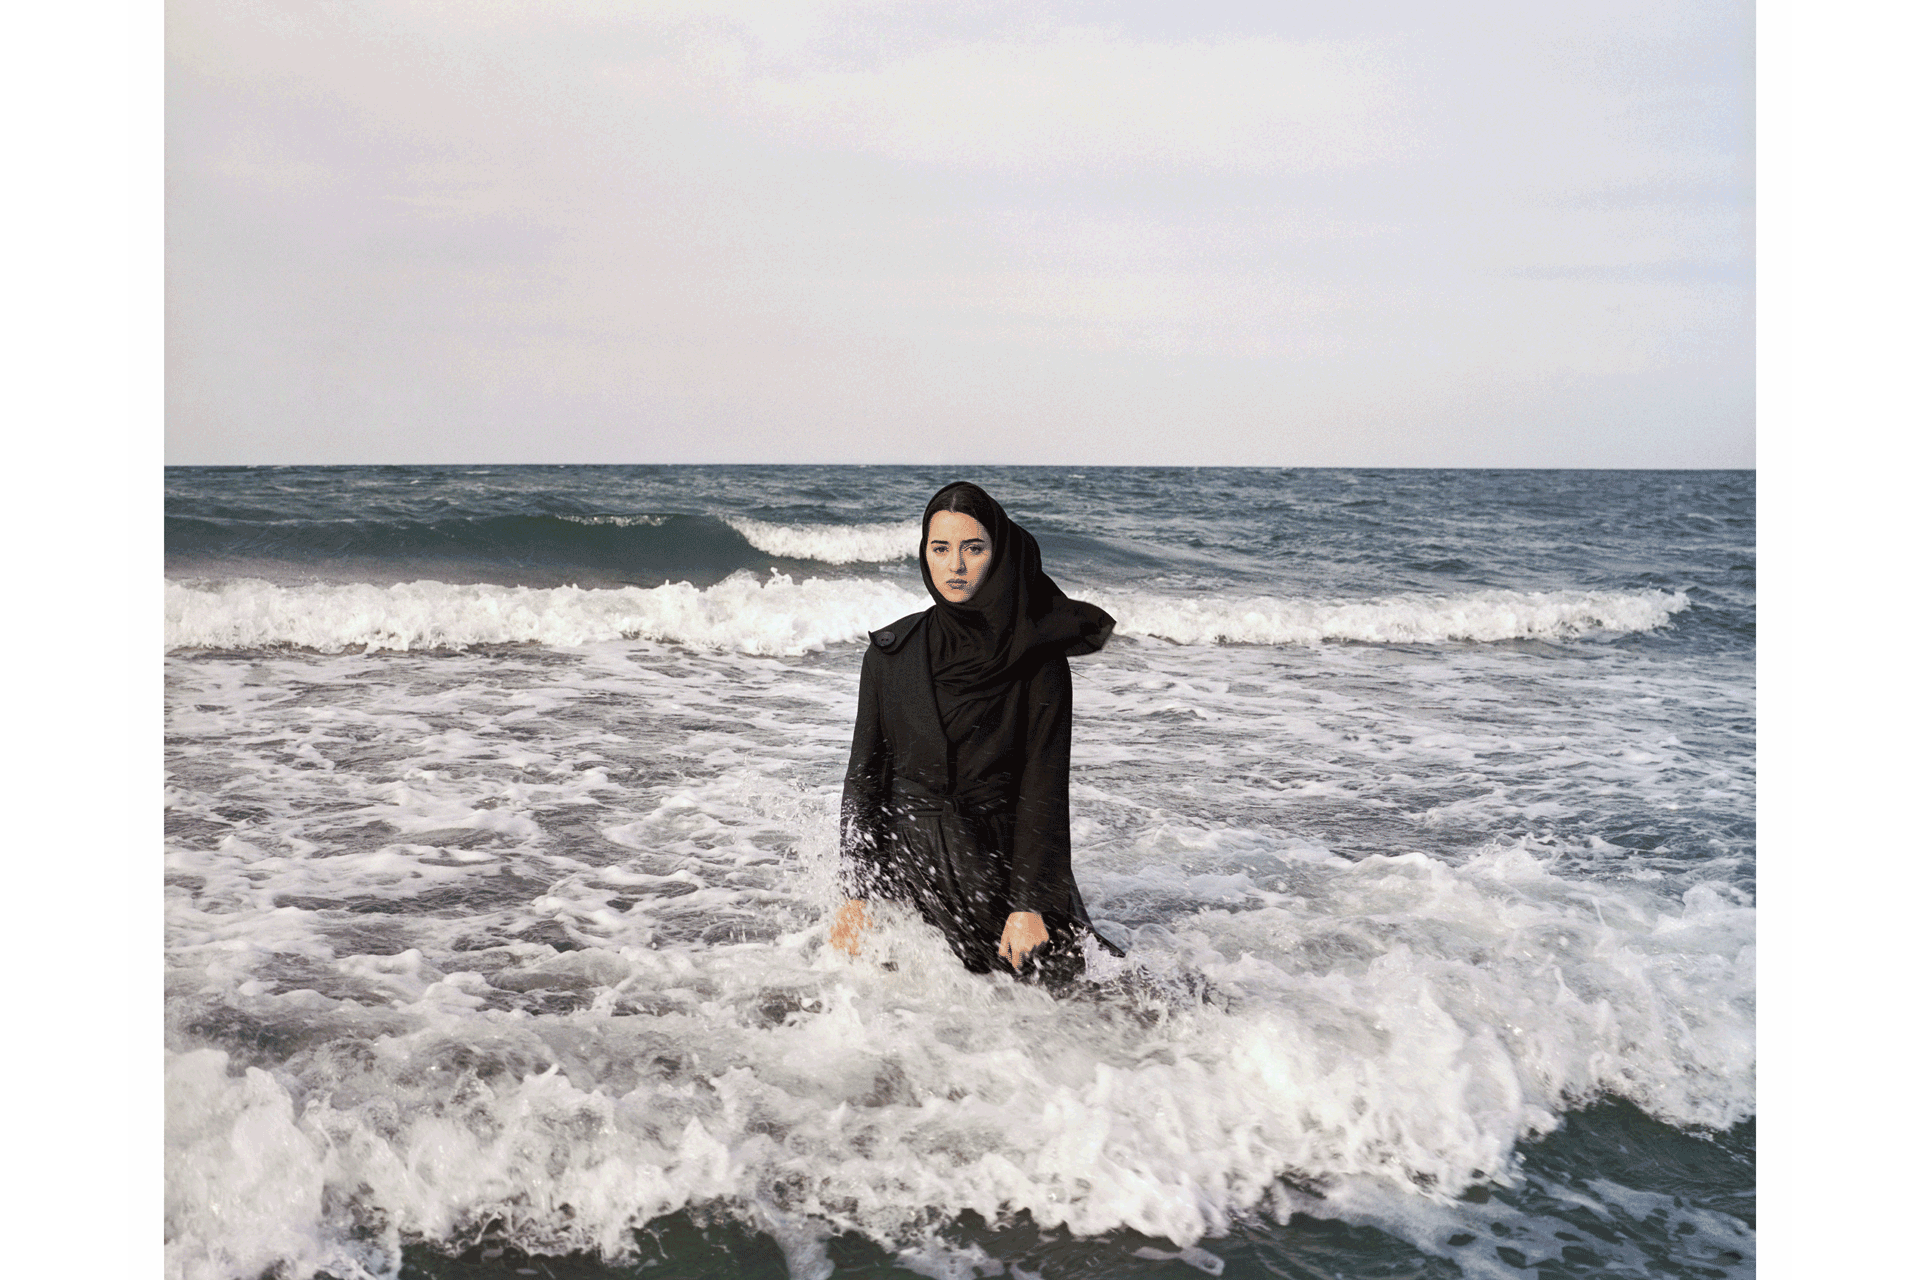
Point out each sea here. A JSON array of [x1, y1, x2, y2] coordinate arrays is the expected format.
[[163, 466, 1755, 1280]]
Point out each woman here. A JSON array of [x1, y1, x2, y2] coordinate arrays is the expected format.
[[829, 481, 1121, 984]]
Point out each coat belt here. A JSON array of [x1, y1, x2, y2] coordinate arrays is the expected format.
[[889, 774, 1016, 818]]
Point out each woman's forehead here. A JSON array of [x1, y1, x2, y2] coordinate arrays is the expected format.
[[927, 509, 990, 542]]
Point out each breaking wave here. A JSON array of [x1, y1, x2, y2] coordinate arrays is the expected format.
[[1101, 587, 1690, 647], [724, 517, 919, 564], [164, 577, 1688, 655], [162, 843, 1754, 1280]]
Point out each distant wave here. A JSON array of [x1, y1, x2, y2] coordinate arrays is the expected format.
[[164, 574, 925, 655], [1101, 587, 1690, 646], [724, 517, 918, 564], [166, 577, 1687, 654], [166, 512, 921, 585]]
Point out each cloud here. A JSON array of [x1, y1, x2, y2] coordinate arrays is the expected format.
[[164, 0, 1752, 466], [649, 27, 1405, 175]]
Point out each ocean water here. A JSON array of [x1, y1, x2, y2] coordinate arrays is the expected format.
[[163, 466, 1755, 1280]]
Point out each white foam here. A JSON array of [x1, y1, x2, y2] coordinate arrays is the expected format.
[[161, 841, 1753, 1275], [726, 517, 921, 564], [165, 1050, 343, 1280], [556, 514, 670, 527], [165, 578, 1687, 654], [162, 636, 1751, 1279], [1092, 587, 1689, 646], [164, 573, 924, 654]]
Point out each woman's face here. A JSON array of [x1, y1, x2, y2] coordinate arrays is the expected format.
[[926, 510, 994, 604]]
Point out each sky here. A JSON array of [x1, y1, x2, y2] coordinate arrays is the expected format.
[[165, 0, 1754, 467]]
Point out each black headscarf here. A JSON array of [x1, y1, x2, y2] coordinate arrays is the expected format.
[[918, 482, 1114, 736]]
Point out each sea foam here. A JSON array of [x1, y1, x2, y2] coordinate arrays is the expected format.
[[725, 517, 921, 564], [161, 837, 1753, 1280], [1100, 587, 1690, 647], [165, 578, 1688, 654], [164, 573, 925, 655]]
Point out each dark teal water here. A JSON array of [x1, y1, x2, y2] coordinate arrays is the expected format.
[[165, 467, 1753, 635]]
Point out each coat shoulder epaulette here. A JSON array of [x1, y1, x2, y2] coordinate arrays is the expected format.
[[869, 610, 928, 654]]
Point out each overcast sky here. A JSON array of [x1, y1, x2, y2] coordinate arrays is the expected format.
[[166, 0, 1753, 467]]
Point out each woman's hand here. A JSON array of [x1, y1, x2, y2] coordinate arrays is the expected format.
[[998, 911, 1049, 970], [830, 900, 873, 955]]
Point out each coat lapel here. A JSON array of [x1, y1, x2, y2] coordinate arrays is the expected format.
[[902, 621, 945, 770], [875, 610, 947, 785]]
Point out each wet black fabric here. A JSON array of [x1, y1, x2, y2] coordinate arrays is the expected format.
[[917, 481, 1114, 738], [839, 610, 1119, 984]]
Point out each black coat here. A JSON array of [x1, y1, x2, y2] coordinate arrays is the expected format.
[[839, 609, 1114, 982]]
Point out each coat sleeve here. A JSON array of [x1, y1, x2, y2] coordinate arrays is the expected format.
[[838, 644, 892, 900], [1008, 655, 1072, 914]]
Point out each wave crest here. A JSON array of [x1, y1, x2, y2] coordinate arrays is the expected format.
[[165, 574, 924, 655], [165, 578, 1687, 654], [1103, 588, 1689, 646], [724, 517, 920, 564]]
